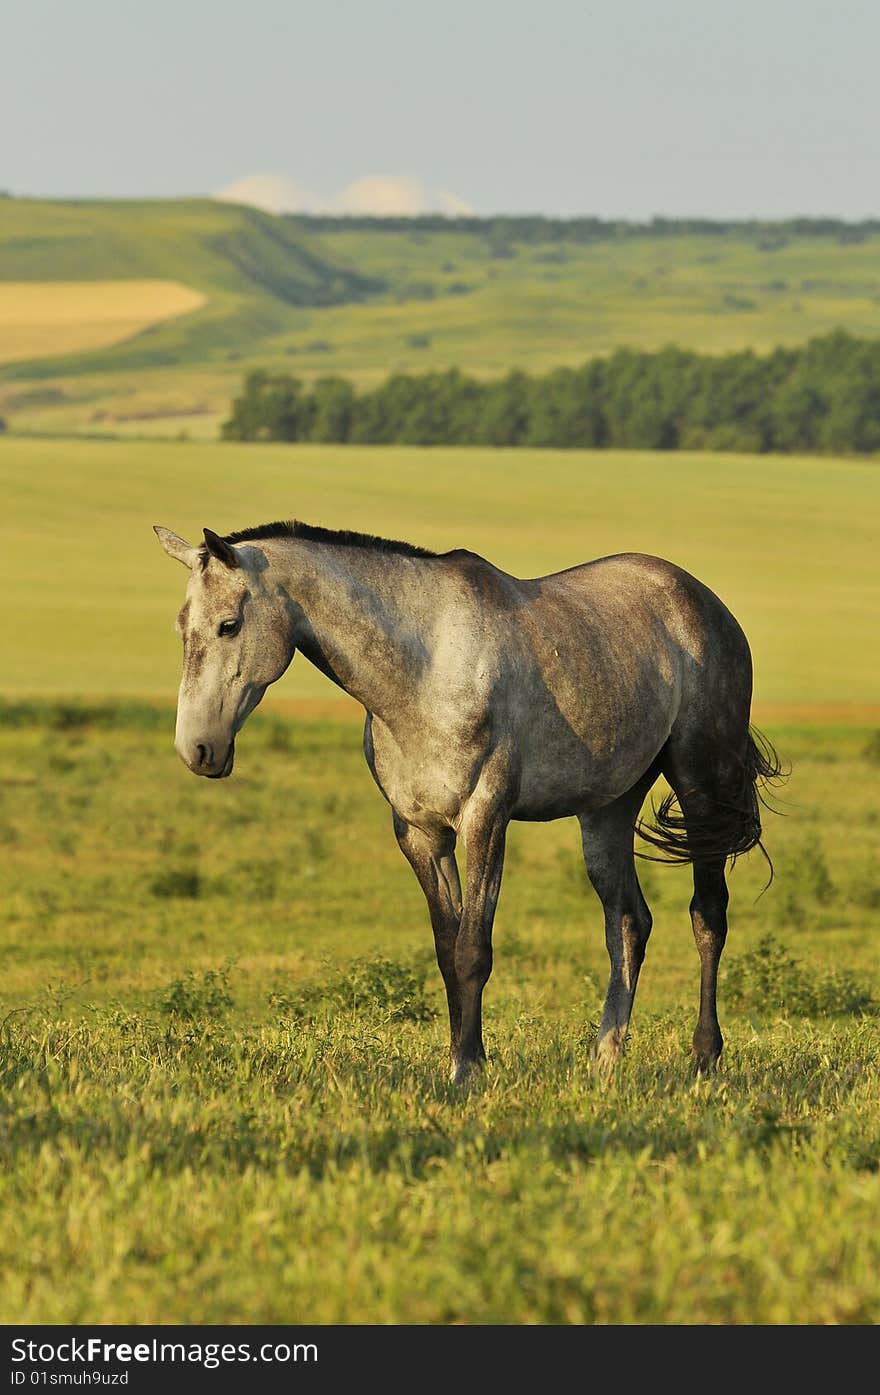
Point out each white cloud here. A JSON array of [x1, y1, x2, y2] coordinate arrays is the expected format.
[[335, 175, 426, 216], [334, 175, 473, 217], [214, 173, 473, 218], [432, 188, 475, 217], [213, 173, 328, 215]]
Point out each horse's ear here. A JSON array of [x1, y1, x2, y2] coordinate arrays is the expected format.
[[154, 525, 198, 569], [203, 528, 240, 569]]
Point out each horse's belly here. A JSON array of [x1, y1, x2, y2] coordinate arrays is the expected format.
[[511, 702, 672, 820]]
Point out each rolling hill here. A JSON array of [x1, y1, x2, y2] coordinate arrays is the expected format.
[[2, 199, 880, 437]]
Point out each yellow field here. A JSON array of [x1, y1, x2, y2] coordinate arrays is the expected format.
[[0, 280, 205, 364]]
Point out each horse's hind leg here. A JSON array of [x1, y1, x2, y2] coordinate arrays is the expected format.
[[579, 769, 657, 1072], [688, 841, 729, 1073], [661, 744, 740, 1074]]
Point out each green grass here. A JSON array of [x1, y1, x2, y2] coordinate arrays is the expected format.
[[4, 204, 880, 435], [1, 709, 878, 1323], [2, 437, 878, 705], [2, 418, 877, 1321]]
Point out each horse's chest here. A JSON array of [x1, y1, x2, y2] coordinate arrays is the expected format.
[[363, 714, 480, 832]]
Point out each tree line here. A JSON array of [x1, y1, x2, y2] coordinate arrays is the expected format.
[[221, 331, 880, 454], [289, 213, 880, 248]]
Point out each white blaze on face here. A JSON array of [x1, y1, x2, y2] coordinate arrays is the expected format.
[[174, 561, 245, 774], [155, 526, 295, 778]]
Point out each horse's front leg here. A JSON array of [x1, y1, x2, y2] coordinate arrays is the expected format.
[[392, 813, 463, 1067], [453, 802, 508, 1084]]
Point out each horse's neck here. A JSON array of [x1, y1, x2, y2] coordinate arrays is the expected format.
[[272, 541, 432, 719]]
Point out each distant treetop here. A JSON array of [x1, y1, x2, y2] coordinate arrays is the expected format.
[[285, 212, 880, 245]]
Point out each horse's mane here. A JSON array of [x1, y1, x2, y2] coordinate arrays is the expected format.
[[216, 520, 438, 560]]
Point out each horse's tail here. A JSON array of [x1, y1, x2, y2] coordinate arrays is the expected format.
[[635, 726, 787, 879]]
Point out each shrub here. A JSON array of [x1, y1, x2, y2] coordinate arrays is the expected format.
[[268, 954, 435, 1023], [158, 963, 235, 1019], [724, 936, 876, 1017]]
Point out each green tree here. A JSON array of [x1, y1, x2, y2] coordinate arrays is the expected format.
[[309, 377, 356, 443], [475, 371, 533, 446], [222, 370, 312, 441]]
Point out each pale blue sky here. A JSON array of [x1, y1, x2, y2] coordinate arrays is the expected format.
[[3, 0, 879, 217]]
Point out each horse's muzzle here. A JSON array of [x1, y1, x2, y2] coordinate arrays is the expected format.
[[205, 741, 236, 779], [177, 738, 235, 778]]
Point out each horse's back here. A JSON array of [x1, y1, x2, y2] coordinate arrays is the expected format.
[[536, 550, 733, 616], [535, 551, 750, 671], [447, 548, 743, 634], [439, 547, 752, 717]]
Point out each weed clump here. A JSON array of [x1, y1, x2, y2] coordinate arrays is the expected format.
[[158, 963, 235, 1019], [269, 954, 435, 1023], [861, 731, 880, 766], [150, 866, 201, 899], [725, 935, 876, 1018]]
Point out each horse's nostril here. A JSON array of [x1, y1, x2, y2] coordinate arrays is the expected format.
[[197, 743, 208, 766]]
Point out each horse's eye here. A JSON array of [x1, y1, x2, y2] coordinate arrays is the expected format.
[[218, 619, 240, 637]]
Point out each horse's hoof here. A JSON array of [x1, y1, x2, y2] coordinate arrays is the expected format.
[[692, 1052, 721, 1078], [450, 1056, 484, 1086], [692, 1029, 723, 1077], [593, 1028, 626, 1076]]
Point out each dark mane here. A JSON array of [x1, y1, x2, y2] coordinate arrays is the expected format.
[[215, 520, 438, 559]]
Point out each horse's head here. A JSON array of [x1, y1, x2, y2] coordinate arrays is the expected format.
[[154, 526, 294, 777]]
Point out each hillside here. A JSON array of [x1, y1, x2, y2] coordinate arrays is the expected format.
[[0, 198, 380, 374], [0, 197, 377, 301], [2, 200, 880, 437]]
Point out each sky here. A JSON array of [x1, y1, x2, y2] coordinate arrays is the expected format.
[[3, 0, 879, 219]]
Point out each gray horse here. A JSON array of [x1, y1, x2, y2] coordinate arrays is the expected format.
[[155, 520, 781, 1081]]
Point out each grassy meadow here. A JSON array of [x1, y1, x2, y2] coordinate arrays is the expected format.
[[0, 433, 878, 1322], [4, 201, 880, 436]]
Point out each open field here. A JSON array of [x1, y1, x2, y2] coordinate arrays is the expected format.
[[2, 437, 878, 706], [1, 707, 878, 1323], [3, 201, 880, 435], [0, 280, 206, 365], [2, 431, 877, 1323]]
